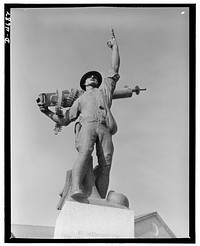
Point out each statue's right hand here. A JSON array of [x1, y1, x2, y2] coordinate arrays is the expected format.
[[39, 105, 48, 113]]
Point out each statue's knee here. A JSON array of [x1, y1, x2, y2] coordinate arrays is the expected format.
[[97, 152, 113, 168], [105, 153, 113, 166], [79, 148, 93, 159], [98, 154, 112, 172]]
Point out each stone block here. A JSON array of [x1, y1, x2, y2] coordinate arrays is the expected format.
[[54, 200, 134, 238]]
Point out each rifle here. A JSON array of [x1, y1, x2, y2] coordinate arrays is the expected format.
[[36, 85, 146, 109], [36, 85, 146, 135]]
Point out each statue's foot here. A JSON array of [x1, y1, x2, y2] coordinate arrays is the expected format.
[[71, 189, 86, 199]]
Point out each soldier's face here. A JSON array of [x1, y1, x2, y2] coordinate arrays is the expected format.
[[85, 75, 99, 87]]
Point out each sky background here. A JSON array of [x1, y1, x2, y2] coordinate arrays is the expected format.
[[11, 6, 189, 238]]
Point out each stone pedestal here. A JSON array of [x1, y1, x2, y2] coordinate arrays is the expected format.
[[54, 200, 134, 238]]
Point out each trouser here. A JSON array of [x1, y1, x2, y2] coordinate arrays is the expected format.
[[72, 121, 114, 198]]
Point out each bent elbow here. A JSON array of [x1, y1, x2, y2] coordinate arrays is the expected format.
[[61, 118, 70, 126]]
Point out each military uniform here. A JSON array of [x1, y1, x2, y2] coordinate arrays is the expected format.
[[67, 72, 120, 198]]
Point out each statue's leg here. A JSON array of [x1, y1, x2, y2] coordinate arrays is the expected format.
[[95, 125, 114, 198], [71, 123, 97, 198], [81, 156, 95, 197]]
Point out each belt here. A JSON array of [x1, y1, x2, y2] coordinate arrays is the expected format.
[[79, 114, 106, 125]]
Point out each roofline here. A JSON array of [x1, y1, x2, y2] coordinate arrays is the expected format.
[[134, 211, 176, 238], [134, 211, 158, 222], [12, 224, 54, 228], [156, 213, 176, 238]]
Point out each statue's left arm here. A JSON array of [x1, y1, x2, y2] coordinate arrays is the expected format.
[[101, 29, 120, 99], [107, 28, 120, 76]]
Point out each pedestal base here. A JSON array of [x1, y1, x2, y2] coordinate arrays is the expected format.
[[54, 200, 134, 238]]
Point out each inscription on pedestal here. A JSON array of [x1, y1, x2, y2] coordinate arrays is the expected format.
[[54, 201, 134, 238]]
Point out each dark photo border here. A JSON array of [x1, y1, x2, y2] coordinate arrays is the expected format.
[[4, 3, 196, 244]]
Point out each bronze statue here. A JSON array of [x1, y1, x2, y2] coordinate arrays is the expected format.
[[37, 29, 146, 208]]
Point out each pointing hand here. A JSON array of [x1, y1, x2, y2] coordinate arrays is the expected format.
[[107, 28, 118, 49]]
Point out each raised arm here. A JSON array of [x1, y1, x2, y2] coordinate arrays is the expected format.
[[107, 29, 120, 74]]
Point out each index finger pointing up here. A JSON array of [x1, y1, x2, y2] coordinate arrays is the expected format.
[[110, 28, 115, 39]]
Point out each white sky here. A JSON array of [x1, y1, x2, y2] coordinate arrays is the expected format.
[[10, 6, 190, 238]]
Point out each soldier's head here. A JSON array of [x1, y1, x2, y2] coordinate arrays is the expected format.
[[80, 71, 102, 91]]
